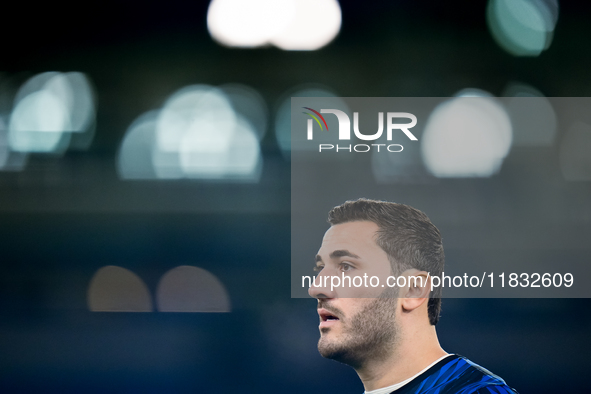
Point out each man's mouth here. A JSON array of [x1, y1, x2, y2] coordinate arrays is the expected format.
[[318, 308, 340, 328]]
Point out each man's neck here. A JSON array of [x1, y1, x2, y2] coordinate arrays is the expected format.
[[355, 325, 447, 392]]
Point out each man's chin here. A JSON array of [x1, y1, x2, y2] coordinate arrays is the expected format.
[[318, 337, 351, 361], [318, 341, 364, 369], [317, 338, 341, 360]]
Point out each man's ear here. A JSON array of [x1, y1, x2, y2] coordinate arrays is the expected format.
[[399, 270, 430, 312]]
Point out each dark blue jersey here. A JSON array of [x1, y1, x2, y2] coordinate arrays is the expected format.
[[391, 355, 518, 394]]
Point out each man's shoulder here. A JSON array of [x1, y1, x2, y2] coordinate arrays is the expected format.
[[448, 355, 519, 394], [394, 354, 519, 394]]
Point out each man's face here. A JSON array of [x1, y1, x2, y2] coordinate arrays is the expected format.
[[308, 221, 399, 366]]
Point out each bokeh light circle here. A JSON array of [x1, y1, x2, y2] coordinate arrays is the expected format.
[[421, 97, 513, 178]]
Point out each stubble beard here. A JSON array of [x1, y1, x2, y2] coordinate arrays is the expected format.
[[317, 295, 399, 369]]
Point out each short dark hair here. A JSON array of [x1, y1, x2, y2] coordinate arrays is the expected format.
[[327, 198, 444, 325]]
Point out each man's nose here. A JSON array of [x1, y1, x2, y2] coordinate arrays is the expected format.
[[308, 273, 337, 299]]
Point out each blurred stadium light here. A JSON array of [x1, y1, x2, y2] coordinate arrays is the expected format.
[[89, 265, 232, 313], [117, 84, 262, 182], [207, 0, 341, 50], [207, 0, 295, 47], [88, 266, 153, 312], [9, 90, 72, 153], [454, 88, 494, 97], [559, 122, 591, 181], [421, 96, 513, 178], [220, 83, 268, 141], [0, 117, 9, 168], [269, 0, 342, 50], [487, 0, 559, 56], [8, 72, 96, 154], [156, 266, 231, 312], [117, 111, 159, 179], [503, 83, 557, 146], [179, 115, 261, 180]]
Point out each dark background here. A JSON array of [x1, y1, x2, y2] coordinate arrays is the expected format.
[[1, 1, 590, 392]]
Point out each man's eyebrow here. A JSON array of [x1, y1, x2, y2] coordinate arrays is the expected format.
[[330, 250, 361, 259], [315, 250, 361, 263]]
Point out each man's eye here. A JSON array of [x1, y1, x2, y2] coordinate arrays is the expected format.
[[340, 263, 354, 272], [313, 265, 324, 272]]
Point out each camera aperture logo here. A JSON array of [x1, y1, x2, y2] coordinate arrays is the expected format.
[[303, 107, 417, 153]]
